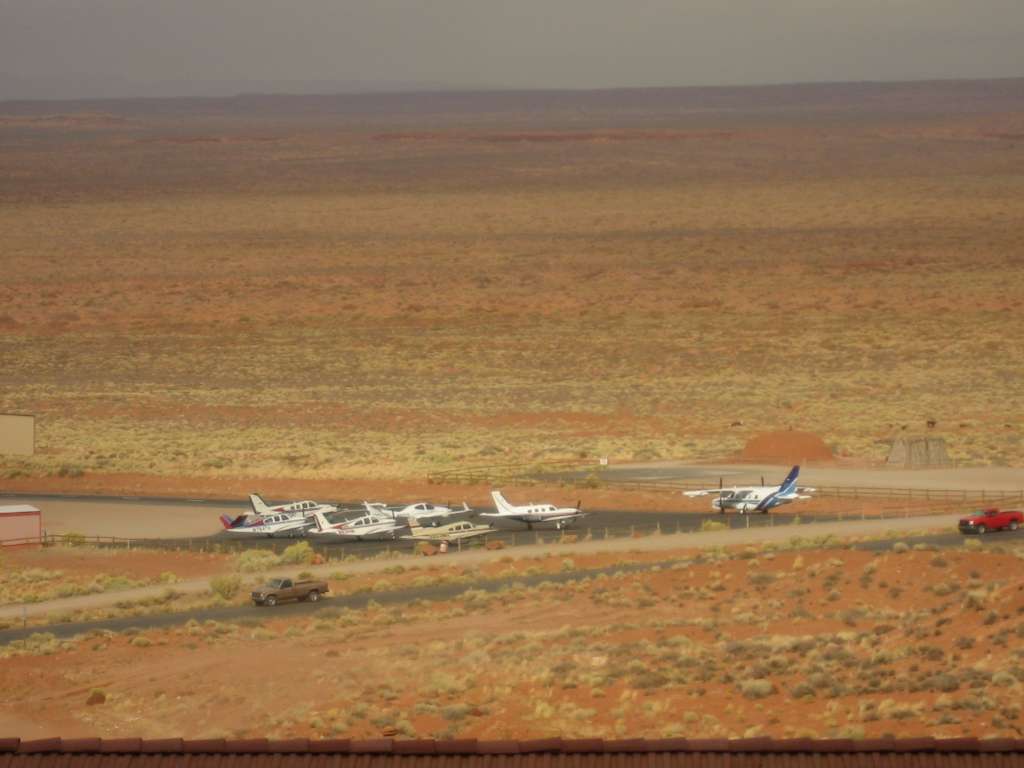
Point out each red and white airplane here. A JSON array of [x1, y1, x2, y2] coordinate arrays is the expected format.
[[308, 510, 404, 540], [219, 511, 310, 536]]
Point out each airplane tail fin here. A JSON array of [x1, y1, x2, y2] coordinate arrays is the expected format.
[[221, 514, 246, 529], [220, 514, 233, 529], [461, 502, 472, 514], [364, 501, 392, 518], [249, 493, 273, 515], [490, 490, 516, 515], [778, 466, 800, 496], [312, 510, 330, 532]]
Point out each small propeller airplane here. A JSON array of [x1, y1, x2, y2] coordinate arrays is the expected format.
[[682, 465, 814, 514], [308, 510, 404, 539], [401, 515, 493, 544], [219, 511, 311, 536], [249, 493, 337, 518], [480, 491, 586, 530], [363, 501, 471, 521]]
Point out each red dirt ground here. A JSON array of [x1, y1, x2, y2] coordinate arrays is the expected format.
[[1, 547, 230, 583], [741, 431, 835, 464], [3, 545, 1023, 740]]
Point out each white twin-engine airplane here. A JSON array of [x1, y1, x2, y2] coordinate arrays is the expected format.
[[683, 465, 814, 514], [363, 501, 471, 521], [481, 491, 585, 530], [249, 493, 337, 518], [309, 510, 404, 540]]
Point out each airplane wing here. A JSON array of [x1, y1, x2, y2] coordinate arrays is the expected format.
[[448, 530, 492, 541], [522, 510, 585, 523], [777, 490, 814, 500], [683, 487, 739, 498]]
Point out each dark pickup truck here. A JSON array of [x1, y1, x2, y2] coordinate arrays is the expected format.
[[251, 577, 329, 606], [958, 508, 1023, 535]]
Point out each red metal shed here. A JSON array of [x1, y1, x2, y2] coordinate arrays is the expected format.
[[0, 504, 42, 546]]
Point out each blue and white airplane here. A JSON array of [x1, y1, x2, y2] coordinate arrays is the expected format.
[[683, 466, 814, 514]]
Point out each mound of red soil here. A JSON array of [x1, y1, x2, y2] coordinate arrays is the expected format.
[[741, 430, 833, 463]]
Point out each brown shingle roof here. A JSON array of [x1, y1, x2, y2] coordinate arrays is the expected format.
[[2, 737, 1024, 763]]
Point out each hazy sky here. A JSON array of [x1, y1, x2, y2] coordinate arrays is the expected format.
[[1, 0, 1022, 100]]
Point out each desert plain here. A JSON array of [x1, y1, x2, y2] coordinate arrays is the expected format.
[[2, 79, 1024, 742], [1, 79, 1023, 496]]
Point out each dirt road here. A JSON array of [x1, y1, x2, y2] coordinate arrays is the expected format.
[[0, 512, 963, 623]]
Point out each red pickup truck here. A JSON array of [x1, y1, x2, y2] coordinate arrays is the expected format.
[[958, 508, 1023, 535]]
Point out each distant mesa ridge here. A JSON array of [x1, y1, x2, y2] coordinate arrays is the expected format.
[[1, 77, 1022, 118]]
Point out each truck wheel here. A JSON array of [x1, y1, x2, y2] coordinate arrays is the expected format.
[[976, 525, 987, 535], [264, 595, 277, 607], [1010, 521, 1019, 531], [307, 590, 320, 602]]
